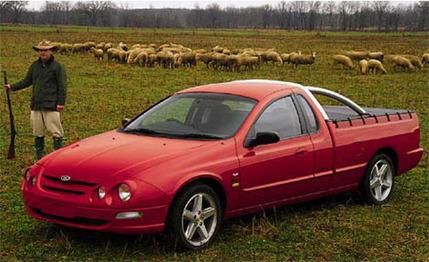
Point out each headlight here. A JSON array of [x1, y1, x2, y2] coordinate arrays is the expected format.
[[25, 169, 31, 182], [118, 183, 131, 201], [98, 186, 106, 199]]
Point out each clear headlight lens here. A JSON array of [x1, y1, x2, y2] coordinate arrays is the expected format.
[[25, 169, 31, 182], [98, 186, 106, 199], [118, 183, 131, 201]]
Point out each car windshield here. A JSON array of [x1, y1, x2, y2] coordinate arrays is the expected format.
[[122, 93, 257, 139]]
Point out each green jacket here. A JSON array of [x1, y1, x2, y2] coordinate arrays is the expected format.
[[12, 55, 66, 111]]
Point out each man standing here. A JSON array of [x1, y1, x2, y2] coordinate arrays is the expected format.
[[4, 40, 67, 159]]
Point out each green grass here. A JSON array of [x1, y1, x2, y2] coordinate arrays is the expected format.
[[0, 26, 428, 261]]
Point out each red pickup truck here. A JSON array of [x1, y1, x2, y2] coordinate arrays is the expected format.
[[22, 80, 423, 250]]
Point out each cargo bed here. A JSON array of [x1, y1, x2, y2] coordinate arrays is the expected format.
[[323, 106, 412, 121]]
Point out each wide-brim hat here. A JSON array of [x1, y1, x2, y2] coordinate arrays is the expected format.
[[33, 40, 56, 51]]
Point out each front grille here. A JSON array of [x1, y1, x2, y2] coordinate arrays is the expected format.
[[44, 175, 97, 186], [42, 185, 85, 195], [31, 207, 109, 226], [41, 175, 97, 196]]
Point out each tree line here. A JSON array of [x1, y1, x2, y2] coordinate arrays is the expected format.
[[1, 1, 428, 32]]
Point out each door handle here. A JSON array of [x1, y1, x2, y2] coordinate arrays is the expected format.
[[295, 148, 307, 155]]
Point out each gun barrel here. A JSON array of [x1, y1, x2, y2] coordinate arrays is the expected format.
[[3, 70, 16, 160]]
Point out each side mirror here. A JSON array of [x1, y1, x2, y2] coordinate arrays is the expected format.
[[245, 132, 280, 148], [122, 118, 130, 126]]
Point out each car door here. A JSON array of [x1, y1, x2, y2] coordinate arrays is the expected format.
[[236, 95, 316, 208]]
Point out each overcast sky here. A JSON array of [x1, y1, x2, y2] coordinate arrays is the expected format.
[[26, 0, 415, 11]]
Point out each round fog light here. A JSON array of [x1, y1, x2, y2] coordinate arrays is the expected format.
[[98, 186, 106, 199], [118, 184, 131, 201]]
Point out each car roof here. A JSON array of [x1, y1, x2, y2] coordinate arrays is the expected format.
[[177, 79, 303, 101], [176, 79, 367, 120]]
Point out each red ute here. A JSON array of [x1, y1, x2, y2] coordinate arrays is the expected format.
[[22, 80, 423, 249]]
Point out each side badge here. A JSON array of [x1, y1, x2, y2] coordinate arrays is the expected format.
[[232, 172, 240, 188]]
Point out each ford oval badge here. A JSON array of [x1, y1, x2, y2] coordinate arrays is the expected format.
[[60, 175, 71, 182]]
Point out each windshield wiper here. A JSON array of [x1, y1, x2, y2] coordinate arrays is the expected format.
[[178, 133, 223, 140], [123, 127, 163, 135], [123, 128, 223, 139]]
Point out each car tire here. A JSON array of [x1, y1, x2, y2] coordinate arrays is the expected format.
[[167, 183, 222, 250], [361, 153, 395, 205]]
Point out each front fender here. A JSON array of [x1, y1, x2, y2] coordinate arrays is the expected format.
[[172, 172, 225, 198]]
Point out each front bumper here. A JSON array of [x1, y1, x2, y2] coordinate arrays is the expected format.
[[22, 188, 168, 235]]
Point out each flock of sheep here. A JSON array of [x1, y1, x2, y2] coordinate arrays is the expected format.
[[332, 51, 429, 74], [48, 40, 318, 71], [47, 41, 429, 74]]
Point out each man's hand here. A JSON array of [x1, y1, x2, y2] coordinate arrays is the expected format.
[[56, 105, 64, 111], [4, 84, 11, 90]]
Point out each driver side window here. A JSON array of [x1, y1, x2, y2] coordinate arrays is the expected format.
[[250, 96, 303, 140]]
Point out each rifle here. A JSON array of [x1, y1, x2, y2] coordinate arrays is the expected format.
[[3, 71, 16, 159]]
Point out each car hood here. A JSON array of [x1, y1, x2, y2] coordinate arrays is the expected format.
[[38, 130, 214, 183]]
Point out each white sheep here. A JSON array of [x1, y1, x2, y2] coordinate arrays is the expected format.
[[127, 48, 144, 64], [422, 53, 429, 66], [358, 59, 369, 74], [391, 56, 415, 71], [263, 51, 283, 65], [134, 52, 148, 67], [403, 55, 423, 69], [290, 52, 316, 67], [90, 47, 104, 61], [107, 48, 121, 62], [368, 52, 384, 61], [343, 50, 368, 61], [367, 59, 387, 74], [332, 55, 354, 69]]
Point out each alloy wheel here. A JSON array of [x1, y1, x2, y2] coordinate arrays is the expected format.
[[369, 159, 393, 202], [181, 193, 218, 247]]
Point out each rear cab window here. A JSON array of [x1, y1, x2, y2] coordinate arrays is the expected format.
[[296, 94, 319, 133], [248, 96, 304, 140]]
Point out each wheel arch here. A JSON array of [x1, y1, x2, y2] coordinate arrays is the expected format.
[[372, 147, 398, 175], [358, 147, 398, 204], [165, 174, 228, 225]]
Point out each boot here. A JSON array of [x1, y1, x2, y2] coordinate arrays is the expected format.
[[53, 137, 63, 150], [35, 137, 45, 160]]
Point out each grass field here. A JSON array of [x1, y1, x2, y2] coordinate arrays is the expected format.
[[0, 25, 428, 261]]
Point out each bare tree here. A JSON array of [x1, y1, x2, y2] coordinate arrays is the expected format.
[[290, 1, 307, 30], [2, 1, 28, 23], [74, 1, 115, 26], [61, 2, 72, 24], [338, 1, 350, 31], [308, 1, 321, 30], [0, 2, 11, 22], [322, 1, 336, 30], [42, 2, 62, 24], [277, 1, 288, 29], [206, 3, 221, 28], [338, 1, 360, 31], [373, 1, 390, 31], [416, 1, 429, 31], [261, 4, 272, 29], [117, 2, 130, 27]]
